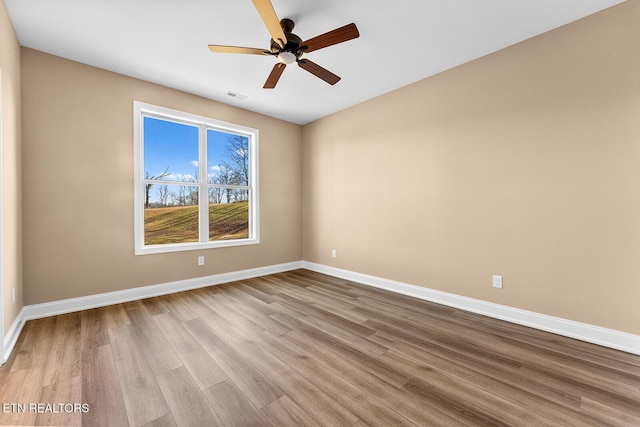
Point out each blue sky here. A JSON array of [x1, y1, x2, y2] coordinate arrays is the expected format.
[[143, 117, 235, 182]]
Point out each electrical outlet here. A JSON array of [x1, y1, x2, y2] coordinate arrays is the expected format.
[[492, 275, 503, 289], [331, 249, 337, 258], [12, 287, 16, 304], [198, 256, 205, 266]]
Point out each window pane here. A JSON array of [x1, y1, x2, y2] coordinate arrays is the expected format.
[[208, 189, 249, 241], [208, 129, 249, 186], [144, 117, 199, 182], [144, 184, 199, 245]]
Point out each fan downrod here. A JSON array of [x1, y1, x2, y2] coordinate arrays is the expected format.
[[280, 18, 295, 33]]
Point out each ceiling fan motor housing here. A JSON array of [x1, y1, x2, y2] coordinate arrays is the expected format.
[[270, 19, 303, 59]]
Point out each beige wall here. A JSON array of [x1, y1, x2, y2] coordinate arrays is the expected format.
[[0, 0, 23, 335], [13, 0, 640, 338], [302, 0, 640, 335], [21, 49, 302, 304]]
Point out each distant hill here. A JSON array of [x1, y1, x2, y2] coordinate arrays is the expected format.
[[144, 201, 249, 245]]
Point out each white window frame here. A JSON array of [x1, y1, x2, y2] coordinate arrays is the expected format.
[[133, 101, 259, 255]]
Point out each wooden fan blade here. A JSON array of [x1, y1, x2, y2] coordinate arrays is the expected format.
[[297, 59, 341, 85], [208, 45, 270, 55], [300, 23, 359, 53], [264, 63, 286, 89], [251, 0, 287, 48]]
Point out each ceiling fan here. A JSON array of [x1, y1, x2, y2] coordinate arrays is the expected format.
[[208, 0, 360, 89]]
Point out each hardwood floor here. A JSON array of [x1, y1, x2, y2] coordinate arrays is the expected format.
[[1, 269, 639, 426]]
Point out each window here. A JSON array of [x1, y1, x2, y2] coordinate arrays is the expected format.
[[134, 102, 259, 254]]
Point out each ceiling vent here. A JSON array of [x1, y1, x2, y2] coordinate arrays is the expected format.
[[226, 91, 248, 100]]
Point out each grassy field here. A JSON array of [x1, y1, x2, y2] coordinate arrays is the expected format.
[[144, 201, 249, 245]]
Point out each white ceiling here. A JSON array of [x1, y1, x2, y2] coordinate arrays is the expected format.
[[5, 0, 623, 125]]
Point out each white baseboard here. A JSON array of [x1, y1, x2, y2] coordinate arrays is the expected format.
[[3, 307, 26, 364], [22, 261, 303, 321], [5, 259, 638, 363], [3, 261, 301, 363], [303, 261, 640, 356]]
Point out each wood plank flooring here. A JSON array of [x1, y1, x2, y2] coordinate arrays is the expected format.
[[1, 269, 639, 426]]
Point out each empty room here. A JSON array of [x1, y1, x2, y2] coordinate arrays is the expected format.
[[1, 0, 639, 425]]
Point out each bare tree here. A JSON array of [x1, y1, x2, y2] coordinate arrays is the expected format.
[[156, 185, 170, 207], [212, 164, 235, 203], [172, 186, 190, 206], [171, 174, 198, 206], [145, 166, 170, 208], [187, 186, 198, 205], [209, 186, 223, 204], [170, 190, 184, 206], [223, 135, 249, 187]]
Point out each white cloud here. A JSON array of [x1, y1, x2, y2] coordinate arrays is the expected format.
[[191, 160, 199, 167], [210, 165, 222, 172], [166, 173, 197, 183]]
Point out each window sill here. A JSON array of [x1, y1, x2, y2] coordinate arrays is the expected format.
[[135, 238, 260, 255]]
